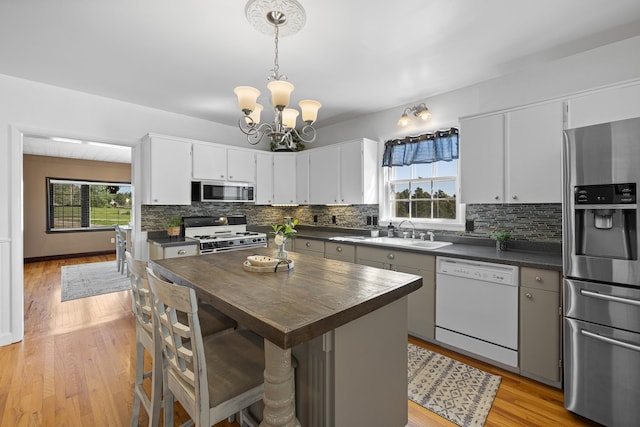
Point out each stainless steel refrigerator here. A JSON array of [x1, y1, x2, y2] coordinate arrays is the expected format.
[[563, 116, 640, 426]]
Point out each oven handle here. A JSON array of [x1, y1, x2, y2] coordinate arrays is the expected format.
[[580, 329, 640, 353], [579, 289, 640, 307]]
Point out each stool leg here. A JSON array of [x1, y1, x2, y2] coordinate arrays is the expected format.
[[149, 335, 162, 427], [130, 339, 144, 427]]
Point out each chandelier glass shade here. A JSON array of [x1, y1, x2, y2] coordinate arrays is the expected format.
[[234, 0, 321, 151]]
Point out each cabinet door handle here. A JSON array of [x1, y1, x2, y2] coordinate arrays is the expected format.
[[494, 196, 499, 200], [525, 292, 533, 299], [387, 253, 395, 260], [512, 195, 518, 200], [535, 276, 542, 282], [306, 242, 311, 248], [229, 175, 233, 179], [220, 175, 225, 179], [337, 246, 342, 253], [177, 249, 186, 255]]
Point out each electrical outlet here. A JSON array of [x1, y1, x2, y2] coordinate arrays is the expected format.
[[110, 237, 116, 243], [313, 215, 318, 223], [332, 215, 337, 224], [372, 216, 378, 226], [366, 216, 372, 226], [465, 219, 475, 232]]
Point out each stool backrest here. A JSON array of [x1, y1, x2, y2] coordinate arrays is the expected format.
[[146, 266, 208, 412], [126, 252, 153, 335]]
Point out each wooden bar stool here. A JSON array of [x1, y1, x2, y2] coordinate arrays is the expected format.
[[127, 253, 237, 427], [115, 224, 128, 275], [146, 266, 265, 427]]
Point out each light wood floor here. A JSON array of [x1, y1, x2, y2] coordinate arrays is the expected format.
[[0, 255, 601, 426]]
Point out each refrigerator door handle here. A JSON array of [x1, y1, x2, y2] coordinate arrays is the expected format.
[[579, 289, 640, 307], [581, 329, 640, 353]]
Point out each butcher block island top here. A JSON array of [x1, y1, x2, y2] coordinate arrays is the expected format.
[[149, 247, 422, 349]]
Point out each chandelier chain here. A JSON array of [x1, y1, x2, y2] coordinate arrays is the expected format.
[[269, 23, 286, 81]]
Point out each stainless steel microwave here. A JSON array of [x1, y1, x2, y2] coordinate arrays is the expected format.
[[192, 181, 255, 202]]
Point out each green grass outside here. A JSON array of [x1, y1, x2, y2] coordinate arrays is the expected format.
[[52, 206, 131, 228]]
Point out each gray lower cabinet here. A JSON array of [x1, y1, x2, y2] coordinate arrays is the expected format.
[[292, 237, 325, 257], [355, 246, 436, 340], [519, 267, 561, 387], [148, 242, 198, 260], [324, 242, 356, 263]]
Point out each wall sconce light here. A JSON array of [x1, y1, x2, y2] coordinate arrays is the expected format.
[[397, 103, 431, 126]]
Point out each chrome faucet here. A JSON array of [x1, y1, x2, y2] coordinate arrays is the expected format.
[[426, 231, 435, 242], [397, 220, 416, 239]]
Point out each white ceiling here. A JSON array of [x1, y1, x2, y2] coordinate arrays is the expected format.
[[4, 0, 640, 161]]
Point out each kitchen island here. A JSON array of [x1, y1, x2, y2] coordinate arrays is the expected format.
[[150, 248, 422, 427]]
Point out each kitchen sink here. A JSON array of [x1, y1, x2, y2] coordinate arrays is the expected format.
[[409, 240, 453, 249], [357, 236, 453, 251]]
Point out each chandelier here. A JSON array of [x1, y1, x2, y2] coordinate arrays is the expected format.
[[234, 0, 321, 151]]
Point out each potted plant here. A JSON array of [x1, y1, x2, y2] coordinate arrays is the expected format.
[[272, 218, 298, 261], [270, 131, 305, 152], [491, 230, 512, 251], [165, 215, 182, 237]]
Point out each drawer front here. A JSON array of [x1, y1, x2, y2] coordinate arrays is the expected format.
[[356, 245, 435, 270], [564, 278, 640, 333], [324, 242, 356, 263], [521, 267, 560, 292], [164, 245, 198, 258], [294, 238, 324, 254]]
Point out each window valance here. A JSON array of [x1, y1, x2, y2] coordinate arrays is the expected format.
[[382, 127, 459, 167]]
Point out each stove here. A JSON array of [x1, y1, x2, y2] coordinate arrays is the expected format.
[[183, 216, 267, 254]]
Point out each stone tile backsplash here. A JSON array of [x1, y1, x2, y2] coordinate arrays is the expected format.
[[141, 202, 562, 243]]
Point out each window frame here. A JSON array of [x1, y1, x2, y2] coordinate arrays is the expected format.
[[46, 177, 132, 233], [382, 160, 465, 230]]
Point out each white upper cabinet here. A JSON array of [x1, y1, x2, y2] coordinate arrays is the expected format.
[[460, 114, 505, 204], [340, 139, 378, 205], [273, 154, 297, 204], [460, 101, 563, 204], [141, 135, 192, 205], [309, 139, 378, 205], [192, 143, 256, 182], [296, 152, 309, 204], [192, 143, 226, 181], [255, 152, 274, 205], [568, 83, 640, 129], [227, 148, 256, 182], [507, 101, 563, 203], [309, 146, 341, 204]]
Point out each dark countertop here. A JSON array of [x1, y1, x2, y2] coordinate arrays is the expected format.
[[150, 248, 422, 349], [250, 225, 563, 271], [147, 231, 199, 248]]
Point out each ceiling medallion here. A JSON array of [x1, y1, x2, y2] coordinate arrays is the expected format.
[[234, 0, 320, 151]]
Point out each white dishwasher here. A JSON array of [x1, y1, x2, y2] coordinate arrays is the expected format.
[[435, 256, 519, 367]]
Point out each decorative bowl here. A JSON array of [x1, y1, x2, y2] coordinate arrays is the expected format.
[[246, 255, 279, 267]]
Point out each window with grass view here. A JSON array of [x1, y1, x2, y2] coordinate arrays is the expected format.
[[47, 178, 132, 231], [382, 128, 460, 223], [388, 160, 458, 220]]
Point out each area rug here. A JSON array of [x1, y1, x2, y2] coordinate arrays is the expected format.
[[408, 343, 501, 427], [61, 261, 130, 301]]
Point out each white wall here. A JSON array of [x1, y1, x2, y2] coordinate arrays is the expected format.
[[0, 74, 261, 346], [3, 35, 640, 346], [313, 35, 640, 147]]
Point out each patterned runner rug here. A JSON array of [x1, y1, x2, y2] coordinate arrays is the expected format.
[[61, 261, 130, 301], [408, 343, 501, 427]]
